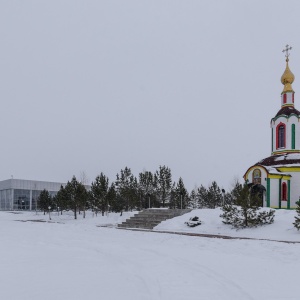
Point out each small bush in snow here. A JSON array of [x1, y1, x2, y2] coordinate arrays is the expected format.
[[221, 205, 275, 228], [293, 201, 300, 230], [185, 216, 201, 227], [220, 183, 275, 229]]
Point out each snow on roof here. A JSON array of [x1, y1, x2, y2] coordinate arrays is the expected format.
[[257, 153, 300, 167], [263, 166, 291, 176], [274, 153, 300, 161]]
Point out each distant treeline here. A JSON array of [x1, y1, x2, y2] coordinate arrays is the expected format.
[[38, 165, 241, 219]]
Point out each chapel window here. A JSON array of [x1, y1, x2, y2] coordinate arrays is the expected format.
[[277, 124, 286, 148], [253, 169, 261, 185], [282, 182, 287, 201]]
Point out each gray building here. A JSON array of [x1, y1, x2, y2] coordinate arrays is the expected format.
[[0, 179, 64, 211]]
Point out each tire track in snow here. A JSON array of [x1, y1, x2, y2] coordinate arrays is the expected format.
[[140, 246, 254, 300]]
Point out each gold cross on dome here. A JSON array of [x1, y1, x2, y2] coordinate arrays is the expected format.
[[282, 44, 292, 58]]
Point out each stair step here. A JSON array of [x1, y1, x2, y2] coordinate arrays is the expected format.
[[117, 208, 192, 230]]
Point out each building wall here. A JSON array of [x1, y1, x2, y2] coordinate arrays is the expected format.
[[244, 167, 300, 208], [0, 179, 65, 211], [289, 172, 300, 208], [0, 179, 64, 191], [269, 178, 279, 208], [271, 115, 300, 153]]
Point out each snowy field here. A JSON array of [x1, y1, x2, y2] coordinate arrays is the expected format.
[[1, 209, 300, 300]]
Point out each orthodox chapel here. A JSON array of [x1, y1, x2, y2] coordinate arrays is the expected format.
[[244, 45, 300, 209]]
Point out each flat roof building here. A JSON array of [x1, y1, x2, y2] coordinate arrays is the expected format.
[[0, 179, 64, 211]]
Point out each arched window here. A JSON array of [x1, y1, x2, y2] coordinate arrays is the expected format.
[[276, 123, 286, 149], [253, 169, 261, 185], [283, 93, 287, 104], [282, 182, 287, 201]]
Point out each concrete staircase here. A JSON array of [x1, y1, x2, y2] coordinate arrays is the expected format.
[[118, 208, 192, 230]]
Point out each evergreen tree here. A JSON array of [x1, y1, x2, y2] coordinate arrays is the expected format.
[[207, 181, 223, 208], [138, 171, 157, 209], [173, 177, 189, 209], [223, 190, 233, 205], [65, 176, 85, 219], [155, 165, 172, 207], [38, 189, 52, 215], [106, 183, 117, 212], [293, 201, 300, 230], [230, 180, 243, 205], [53, 185, 69, 215], [189, 189, 198, 209], [220, 183, 275, 228], [77, 183, 88, 218], [197, 185, 208, 208], [115, 167, 138, 212], [91, 173, 110, 216]]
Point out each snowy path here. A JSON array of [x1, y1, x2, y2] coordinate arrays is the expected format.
[[120, 227, 300, 244], [1, 211, 300, 300]]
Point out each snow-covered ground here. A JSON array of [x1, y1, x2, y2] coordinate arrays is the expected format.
[[155, 208, 300, 242], [1, 209, 300, 300]]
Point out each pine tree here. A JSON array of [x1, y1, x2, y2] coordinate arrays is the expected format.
[[106, 183, 117, 212], [207, 181, 222, 209], [115, 167, 138, 212], [220, 183, 275, 228], [189, 189, 198, 209], [77, 183, 88, 218], [91, 173, 110, 216], [155, 165, 172, 207], [197, 185, 208, 208], [53, 185, 69, 215], [65, 176, 86, 219], [230, 180, 243, 204], [173, 177, 189, 209], [38, 189, 52, 215], [293, 201, 300, 230], [138, 171, 156, 209]]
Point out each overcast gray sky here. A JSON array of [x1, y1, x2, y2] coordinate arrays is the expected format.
[[1, 0, 300, 191]]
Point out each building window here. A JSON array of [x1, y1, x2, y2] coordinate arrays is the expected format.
[[13, 189, 30, 210], [253, 169, 261, 185], [276, 123, 286, 149], [283, 93, 287, 104], [282, 182, 287, 201]]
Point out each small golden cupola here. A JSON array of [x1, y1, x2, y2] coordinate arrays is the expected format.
[[281, 44, 295, 106]]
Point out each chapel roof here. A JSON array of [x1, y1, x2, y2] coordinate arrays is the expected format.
[[275, 106, 300, 117], [257, 153, 300, 167]]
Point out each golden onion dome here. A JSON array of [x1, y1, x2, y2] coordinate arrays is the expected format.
[[281, 58, 295, 93]]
